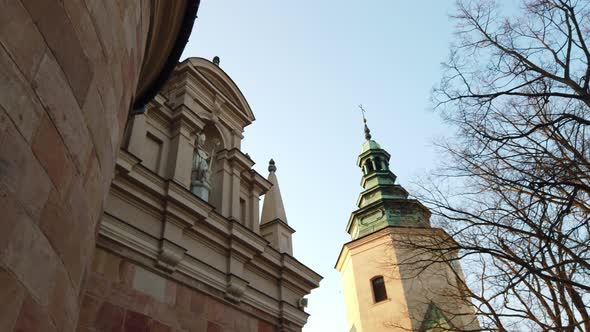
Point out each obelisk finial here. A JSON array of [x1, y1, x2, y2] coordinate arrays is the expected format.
[[268, 158, 277, 173], [359, 104, 372, 141]]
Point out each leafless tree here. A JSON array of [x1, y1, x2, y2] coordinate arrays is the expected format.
[[398, 0, 590, 331]]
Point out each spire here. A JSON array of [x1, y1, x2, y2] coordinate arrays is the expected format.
[[261, 159, 288, 225], [345, 110, 432, 240], [260, 159, 294, 254], [359, 104, 372, 141]]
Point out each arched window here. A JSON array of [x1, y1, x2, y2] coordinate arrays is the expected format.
[[365, 160, 374, 173], [374, 158, 382, 170], [371, 276, 387, 303]]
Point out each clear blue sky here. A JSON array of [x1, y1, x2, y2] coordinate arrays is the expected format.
[[181, 1, 456, 330]]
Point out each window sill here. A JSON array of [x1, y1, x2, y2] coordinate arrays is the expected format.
[[372, 298, 391, 307]]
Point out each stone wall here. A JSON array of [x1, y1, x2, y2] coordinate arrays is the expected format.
[[78, 247, 279, 332], [0, 1, 150, 330]]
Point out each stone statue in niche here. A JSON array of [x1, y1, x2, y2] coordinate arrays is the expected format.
[[191, 132, 218, 201]]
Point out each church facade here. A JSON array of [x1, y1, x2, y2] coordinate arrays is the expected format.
[[336, 120, 479, 331], [76, 58, 321, 332]]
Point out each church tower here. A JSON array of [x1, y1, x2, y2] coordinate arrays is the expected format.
[[335, 115, 479, 331]]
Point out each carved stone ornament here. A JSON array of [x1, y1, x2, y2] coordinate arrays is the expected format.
[[156, 239, 187, 272], [191, 132, 213, 201], [225, 275, 248, 303]]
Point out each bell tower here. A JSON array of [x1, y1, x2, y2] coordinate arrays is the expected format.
[[335, 111, 479, 332]]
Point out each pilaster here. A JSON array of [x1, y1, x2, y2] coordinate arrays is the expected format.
[[126, 113, 147, 159], [166, 106, 203, 188]]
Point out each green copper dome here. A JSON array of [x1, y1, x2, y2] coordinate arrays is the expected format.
[[361, 139, 381, 152], [346, 115, 432, 240]]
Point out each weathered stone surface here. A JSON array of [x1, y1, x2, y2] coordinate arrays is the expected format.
[[231, 310, 258, 332], [164, 279, 177, 306], [32, 51, 91, 173], [175, 285, 192, 313], [151, 302, 178, 328], [0, 0, 46, 82], [78, 295, 101, 327], [32, 114, 75, 195], [149, 320, 172, 332], [119, 261, 136, 286], [14, 296, 57, 332], [258, 320, 276, 332], [1, 204, 58, 306], [124, 310, 151, 332], [49, 266, 77, 332], [85, 274, 111, 299], [0, 107, 51, 221], [84, 150, 104, 225], [0, 268, 26, 332], [178, 310, 207, 332], [132, 266, 166, 302], [190, 290, 208, 315], [0, 0, 191, 331], [205, 299, 228, 325], [207, 321, 223, 332], [62, 0, 105, 67], [64, 179, 95, 290], [95, 302, 125, 331], [81, 84, 114, 201], [0, 53, 44, 145], [21, 0, 93, 107]]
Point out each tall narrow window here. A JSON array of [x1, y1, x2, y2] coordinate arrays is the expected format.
[[240, 198, 247, 224], [371, 276, 387, 303], [374, 158, 382, 170], [365, 160, 374, 173]]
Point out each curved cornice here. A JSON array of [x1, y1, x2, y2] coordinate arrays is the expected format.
[[133, 0, 201, 110], [185, 57, 255, 122]]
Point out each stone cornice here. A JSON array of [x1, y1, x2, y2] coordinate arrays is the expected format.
[[171, 63, 252, 131], [216, 148, 255, 171], [103, 150, 320, 327], [356, 148, 391, 166], [355, 183, 409, 207], [335, 226, 458, 271], [99, 213, 315, 328], [346, 197, 432, 234], [242, 169, 273, 195], [260, 218, 296, 234], [282, 255, 323, 291]]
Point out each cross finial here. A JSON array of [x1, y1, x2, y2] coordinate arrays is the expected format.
[[358, 104, 372, 140]]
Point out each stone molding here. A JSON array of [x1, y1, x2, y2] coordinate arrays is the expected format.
[[156, 238, 187, 272], [99, 151, 322, 328], [335, 226, 458, 271]]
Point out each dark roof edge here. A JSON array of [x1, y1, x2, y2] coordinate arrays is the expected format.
[[132, 0, 201, 111]]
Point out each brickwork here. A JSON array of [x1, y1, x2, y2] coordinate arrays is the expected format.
[[78, 248, 278, 332], [0, 0, 151, 330]]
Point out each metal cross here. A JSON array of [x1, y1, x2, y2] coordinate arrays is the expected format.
[[358, 104, 367, 121]]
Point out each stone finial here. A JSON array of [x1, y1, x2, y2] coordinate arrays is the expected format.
[[261, 159, 287, 225], [260, 158, 294, 254], [212, 56, 220, 66], [268, 158, 277, 173]]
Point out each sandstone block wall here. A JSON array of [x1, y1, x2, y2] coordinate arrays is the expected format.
[[0, 1, 151, 330], [79, 247, 280, 332]]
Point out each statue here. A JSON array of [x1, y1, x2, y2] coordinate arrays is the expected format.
[[191, 132, 217, 201]]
